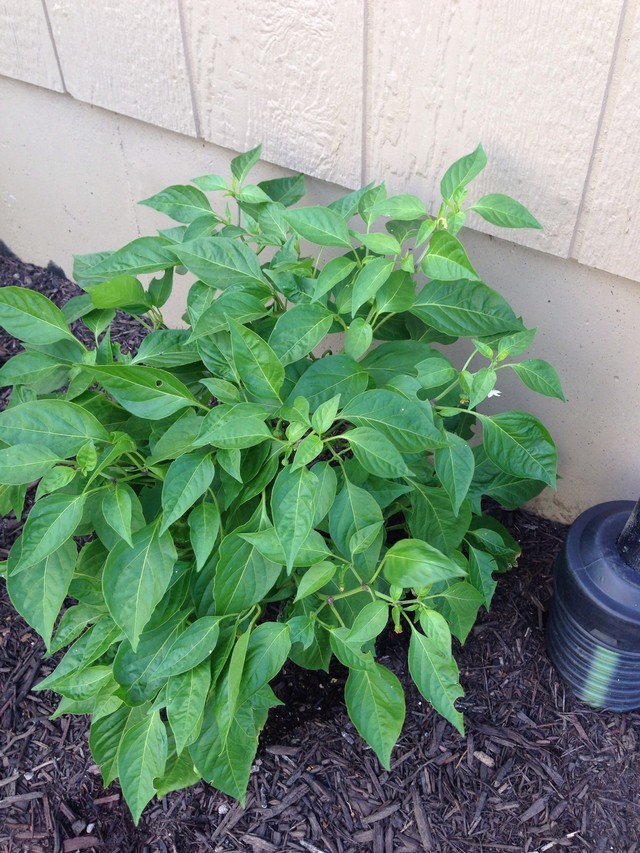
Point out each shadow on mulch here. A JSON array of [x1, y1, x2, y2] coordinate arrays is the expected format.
[[1, 254, 639, 853]]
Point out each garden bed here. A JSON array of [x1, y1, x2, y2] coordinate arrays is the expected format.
[[1, 252, 639, 853]]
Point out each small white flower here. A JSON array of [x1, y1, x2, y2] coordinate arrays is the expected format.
[[487, 389, 502, 398]]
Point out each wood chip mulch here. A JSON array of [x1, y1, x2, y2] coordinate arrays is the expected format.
[[1, 251, 639, 852]]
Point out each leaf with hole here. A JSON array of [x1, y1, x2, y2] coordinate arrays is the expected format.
[[85, 365, 199, 420]]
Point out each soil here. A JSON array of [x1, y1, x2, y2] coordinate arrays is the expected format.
[[1, 251, 639, 853]]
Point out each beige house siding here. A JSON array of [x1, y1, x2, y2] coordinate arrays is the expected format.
[[1, 3, 640, 521], [3, 0, 639, 275]]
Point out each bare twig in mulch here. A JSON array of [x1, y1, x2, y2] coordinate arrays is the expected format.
[[1, 254, 639, 852]]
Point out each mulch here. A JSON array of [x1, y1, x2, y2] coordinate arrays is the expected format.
[[1, 251, 639, 853]]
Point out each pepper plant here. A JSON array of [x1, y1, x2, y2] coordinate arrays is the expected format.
[[0, 144, 563, 822]]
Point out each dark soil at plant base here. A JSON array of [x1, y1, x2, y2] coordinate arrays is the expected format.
[[1, 252, 639, 853]]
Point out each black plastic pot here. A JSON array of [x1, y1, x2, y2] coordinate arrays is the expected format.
[[546, 500, 640, 711]]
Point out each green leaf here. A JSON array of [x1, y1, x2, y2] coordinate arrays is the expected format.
[[37, 615, 121, 687], [480, 411, 557, 487], [463, 367, 497, 409], [49, 603, 105, 655], [161, 451, 215, 533], [0, 444, 61, 485], [271, 466, 318, 572], [409, 484, 471, 554], [140, 184, 214, 223], [351, 257, 394, 315], [311, 256, 356, 301], [496, 328, 537, 359], [434, 434, 475, 514], [347, 601, 389, 644], [354, 231, 401, 255], [408, 628, 464, 734], [188, 501, 221, 570], [344, 318, 373, 360], [368, 194, 427, 221], [421, 231, 480, 282], [76, 441, 97, 474], [152, 617, 221, 679], [172, 237, 269, 291], [258, 174, 306, 206], [231, 144, 262, 184], [237, 622, 291, 703], [467, 545, 498, 609], [89, 704, 143, 786], [415, 218, 436, 248], [0, 351, 66, 387], [411, 280, 523, 337], [111, 611, 185, 705], [217, 447, 242, 482], [190, 685, 275, 804], [360, 340, 436, 387], [148, 267, 174, 308], [166, 660, 211, 754], [330, 627, 375, 670], [73, 250, 114, 283], [86, 275, 150, 310], [7, 539, 77, 649], [383, 539, 466, 588], [213, 529, 281, 614], [311, 461, 337, 525], [344, 664, 405, 770], [291, 433, 323, 470], [196, 403, 272, 450], [118, 710, 168, 824], [229, 319, 285, 403], [50, 665, 114, 702], [85, 365, 198, 420], [341, 389, 444, 452], [345, 427, 411, 479], [295, 561, 336, 601], [131, 330, 201, 368], [467, 516, 521, 568], [102, 484, 135, 546], [471, 193, 542, 229], [418, 608, 452, 656], [103, 523, 177, 651], [311, 395, 341, 435], [85, 237, 175, 278], [149, 414, 205, 463], [154, 747, 202, 799], [329, 479, 383, 561], [0, 287, 75, 344], [13, 493, 85, 573], [282, 206, 351, 248], [509, 359, 565, 401], [190, 290, 267, 341], [287, 355, 368, 411], [440, 144, 487, 199], [268, 303, 334, 365], [432, 581, 483, 644], [191, 173, 227, 192], [199, 377, 240, 405], [240, 526, 330, 568], [35, 465, 77, 500], [415, 353, 458, 394], [375, 270, 415, 314], [467, 445, 546, 511]]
